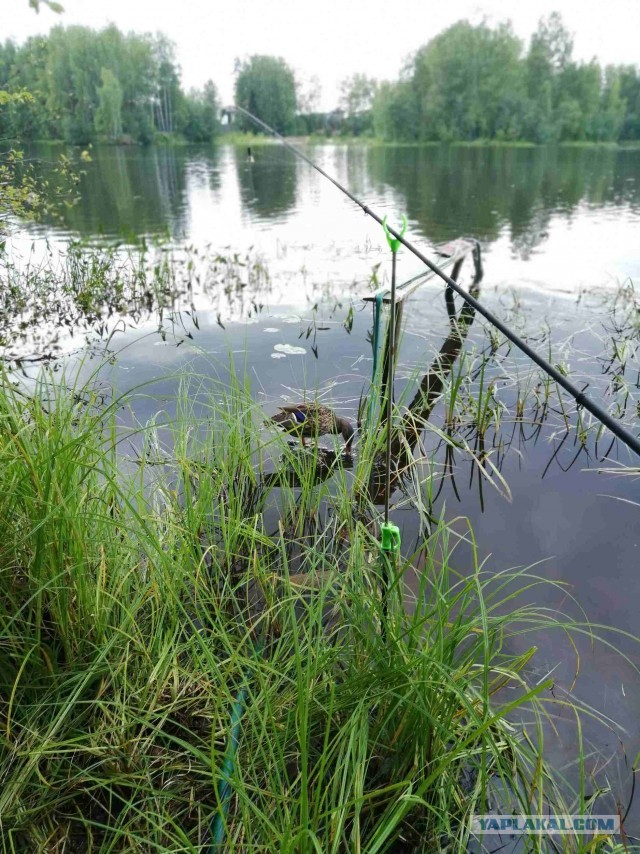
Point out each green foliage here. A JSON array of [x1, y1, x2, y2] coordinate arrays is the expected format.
[[182, 80, 221, 143], [152, 33, 182, 135], [339, 73, 378, 116], [617, 66, 640, 140], [0, 147, 79, 237], [373, 80, 420, 142], [337, 74, 379, 137], [7, 12, 640, 147], [414, 21, 525, 141], [373, 13, 640, 144], [28, 0, 64, 13], [94, 67, 123, 141], [0, 89, 31, 107], [234, 55, 297, 135], [0, 24, 220, 145], [0, 362, 629, 850], [0, 0, 72, 235]]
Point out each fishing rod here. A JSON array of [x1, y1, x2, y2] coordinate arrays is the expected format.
[[226, 103, 640, 459], [211, 106, 640, 848]]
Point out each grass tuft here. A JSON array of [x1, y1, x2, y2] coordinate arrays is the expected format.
[[0, 360, 635, 851]]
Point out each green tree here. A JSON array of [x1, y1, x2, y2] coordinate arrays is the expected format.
[[234, 55, 297, 134], [1, 2, 64, 235], [531, 11, 573, 73], [153, 34, 182, 134], [95, 67, 123, 141], [338, 73, 378, 136], [43, 25, 103, 143], [594, 66, 626, 141], [556, 61, 601, 140], [182, 80, 220, 142], [411, 21, 525, 141], [372, 80, 419, 141], [1, 95, 81, 235], [339, 74, 378, 116], [116, 30, 156, 143], [370, 12, 640, 144], [0, 25, 190, 145], [618, 66, 640, 139], [523, 13, 575, 142]]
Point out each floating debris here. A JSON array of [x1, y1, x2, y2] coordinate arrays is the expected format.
[[273, 343, 306, 356]]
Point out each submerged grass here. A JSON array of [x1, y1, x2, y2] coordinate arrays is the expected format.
[[1, 241, 271, 366], [0, 358, 636, 853]]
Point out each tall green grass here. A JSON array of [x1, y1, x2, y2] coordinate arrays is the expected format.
[[0, 361, 634, 852]]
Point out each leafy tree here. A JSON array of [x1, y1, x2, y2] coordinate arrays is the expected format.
[[594, 66, 626, 141], [42, 26, 102, 143], [339, 74, 378, 116], [234, 55, 297, 134], [115, 30, 156, 143], [372, 12, 639, 144], [372, 80, 419, 141], [153, 34, 182, 134], [182, 80, 220, 142], [411, 21, 524, 141], [531, 11, 573, 74], [556, 61, 601, 140], [618, 66, 640, 139], [2, 9, 52, 232], [523, 13, 575, 141], [0, 25, 197, 144], [95, 67, 123, 141], [4, 11, 640, 149]]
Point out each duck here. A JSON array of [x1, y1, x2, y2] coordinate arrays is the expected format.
[[270, 403, 355, 451]]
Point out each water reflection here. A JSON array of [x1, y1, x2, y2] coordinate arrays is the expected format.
[[28, 144, 216, 240], [20, 143, 640, 263], [366, 145, 640, 258], [234, 145, 298, 220]]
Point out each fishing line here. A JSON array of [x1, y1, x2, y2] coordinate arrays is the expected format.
[[226, 104, 640, 459]]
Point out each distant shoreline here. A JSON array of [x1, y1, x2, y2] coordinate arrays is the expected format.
[[21, 134, 640, 151]]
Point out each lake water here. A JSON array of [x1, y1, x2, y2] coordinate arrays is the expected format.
[[10, 141, 640, 834]]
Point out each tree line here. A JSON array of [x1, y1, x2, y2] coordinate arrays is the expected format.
[[241, 13, 640, 144], [372, 14, 640, 143], [0, 25, 220, 144], [2, 14, 640, 146], [228, 14, 640, 144]]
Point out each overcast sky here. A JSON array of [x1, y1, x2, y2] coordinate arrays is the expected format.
[[8, 0, 640, 109]]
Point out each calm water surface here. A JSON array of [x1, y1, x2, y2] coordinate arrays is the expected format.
[[13, 142, 640, 833]]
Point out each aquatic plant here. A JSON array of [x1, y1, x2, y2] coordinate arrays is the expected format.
[[0, 241, 271, 366]]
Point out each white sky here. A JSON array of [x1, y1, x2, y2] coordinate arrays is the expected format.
[[7, 0, 640, 110]]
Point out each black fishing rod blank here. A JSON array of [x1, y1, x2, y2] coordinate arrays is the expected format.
[[225, 104, 640, 459]]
